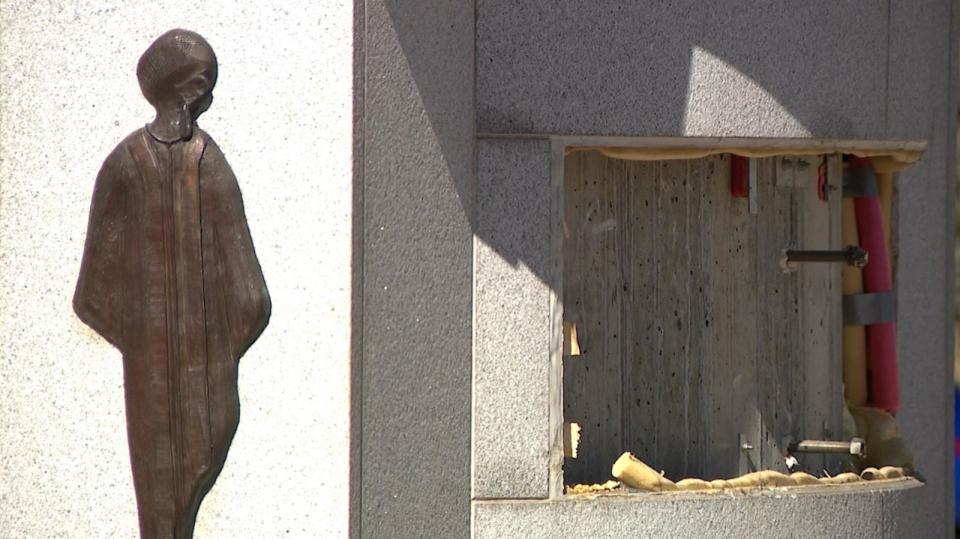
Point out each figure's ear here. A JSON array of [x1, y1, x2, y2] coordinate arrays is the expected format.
[[177, 72, 214, 121], [191, 92, 213, 120], [184, 74, 211, 102]]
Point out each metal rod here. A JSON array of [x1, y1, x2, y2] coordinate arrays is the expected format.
[[785, 246, 868, 268], [789, 438, 865, 458]]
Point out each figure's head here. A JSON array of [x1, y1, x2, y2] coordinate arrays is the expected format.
[[137, 29, 217, 124]]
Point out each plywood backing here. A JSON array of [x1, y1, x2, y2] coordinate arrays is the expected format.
[[562, 151, 842, 485]]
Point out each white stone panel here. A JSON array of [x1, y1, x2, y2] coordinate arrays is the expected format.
[[0, 2, 354, 537]]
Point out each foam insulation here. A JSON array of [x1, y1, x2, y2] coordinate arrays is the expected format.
[[610, 452, 910, 493], [565, 481, 620, 495], [567, 144, 924, 172]]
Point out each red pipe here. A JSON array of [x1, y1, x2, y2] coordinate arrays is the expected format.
[[730, 155, 748, 198], [850, 157, 898, 414]]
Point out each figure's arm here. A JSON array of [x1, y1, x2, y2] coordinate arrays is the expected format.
[[74, 146, 126, 350], [200, 138, 271, 358]]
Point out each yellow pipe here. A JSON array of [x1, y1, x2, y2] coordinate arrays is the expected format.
[[875, 171, 894, 277], [842, 197, 868, 406]]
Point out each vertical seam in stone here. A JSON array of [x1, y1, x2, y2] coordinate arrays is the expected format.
[[884, 0, 891, 135], [943, 0, 959, 529], [351, 0, 367, 535]]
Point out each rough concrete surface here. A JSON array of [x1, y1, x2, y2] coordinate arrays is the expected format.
[[477, 1, 888, 138], [473, 138, 554, 499], [358, 0, 474, 537], [473, 2, 955, 537], [0, 2, 354, 537], [886, 2, 957, 537], [473, 483, 923, 539]]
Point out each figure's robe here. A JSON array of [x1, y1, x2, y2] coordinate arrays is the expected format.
[[74, 128, 270, 538]]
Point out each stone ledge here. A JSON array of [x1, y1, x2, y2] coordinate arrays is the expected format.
[[473, 479, 922, 538]]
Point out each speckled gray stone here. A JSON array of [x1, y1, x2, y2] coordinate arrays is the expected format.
[[474, 138, 554, 499], [885, 2, 957, 537], [473, 482, 925, 539], [358, 1, 474, 537], [477, 1, 887, 138], [0, 2, 354, 537]]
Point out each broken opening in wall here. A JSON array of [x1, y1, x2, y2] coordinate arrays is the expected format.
[[559, 144, 921, 492]]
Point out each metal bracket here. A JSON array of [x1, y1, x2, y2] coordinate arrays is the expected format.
[[843, 166, 879, 198], [781, 245, 868, 272], [739, 433, 757, 475], [788, 438, 865, 458], [843, 292, 895, 325]]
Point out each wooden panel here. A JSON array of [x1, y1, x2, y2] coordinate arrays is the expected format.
[[826, 155, 844, 473], [698, 155, 760, 479], [561, 151, 840, 485], [801, 155, 843, 474], [619, 159, 660, 472], [561, 152, 625, 484], [756, 157, 802, 474], [682, 158, 705, 479], [798, 157, 829, 474], [652, 159, 697, 479]]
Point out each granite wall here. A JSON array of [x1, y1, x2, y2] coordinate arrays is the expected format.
[[355, 1, 474, 537], [472, 1, 957, 537]]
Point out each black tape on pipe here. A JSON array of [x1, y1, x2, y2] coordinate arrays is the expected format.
[[843, 167, 879, 198], [843, 292, 895, 325]]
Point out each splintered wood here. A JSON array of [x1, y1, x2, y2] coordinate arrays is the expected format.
[[563, 422, 581, 458], [563, 321, 581, 356], [562, 151, 842, 485]]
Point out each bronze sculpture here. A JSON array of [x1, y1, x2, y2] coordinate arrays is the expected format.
[[74, 29, 270, 538]]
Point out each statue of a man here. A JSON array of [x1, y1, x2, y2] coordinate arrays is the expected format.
[[74, 29, 270, 538]]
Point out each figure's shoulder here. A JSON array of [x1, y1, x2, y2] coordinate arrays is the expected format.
[[102, 127, 149, 162], [115, 127, 150, 149], [96, 128, 148, 177], [194, 128, 221, 153], [196, 129, 230, 164]]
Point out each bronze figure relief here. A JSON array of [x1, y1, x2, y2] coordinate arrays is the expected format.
[[74, 29, 270, 538]]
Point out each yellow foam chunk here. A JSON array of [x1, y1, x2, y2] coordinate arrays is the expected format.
[[611, 452, 677, 492], [675, 478, 712, 491]]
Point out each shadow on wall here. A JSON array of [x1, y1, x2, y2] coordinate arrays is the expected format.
[[366, 0, 919, 479], [375, 1, 947, 536], [380, 0, 896, 275], [467, 0, 890, 285], [477, 1, 884, 140]]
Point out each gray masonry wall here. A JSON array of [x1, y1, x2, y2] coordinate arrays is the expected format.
[[888, 2, 958, 535], [474, 138, 554, 499], [472, 1, 956, 537], [477, 1, 890, 139], [473, 482, 922, 539], [356, 1, 474, 537]]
